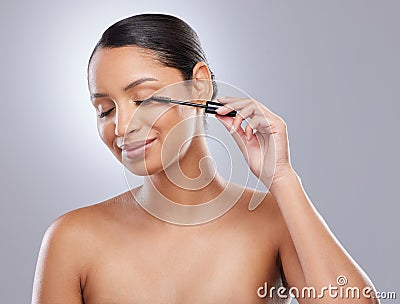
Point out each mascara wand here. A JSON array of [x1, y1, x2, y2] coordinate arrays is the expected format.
[[145, 96, 237, 117]]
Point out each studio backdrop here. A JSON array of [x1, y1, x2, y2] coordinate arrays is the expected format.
[[0, 1, 398, 303]]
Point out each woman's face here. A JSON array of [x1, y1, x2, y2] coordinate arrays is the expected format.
[[88, 46, 202, 176]]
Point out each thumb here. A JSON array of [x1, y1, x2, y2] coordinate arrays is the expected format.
[[215, 114, 249, 159], [215, 114, 234, 130]]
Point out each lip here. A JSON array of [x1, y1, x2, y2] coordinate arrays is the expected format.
[[121, 138, 157, 159]]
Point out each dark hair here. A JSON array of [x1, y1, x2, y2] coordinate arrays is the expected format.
[[88, 13, 217, 101]]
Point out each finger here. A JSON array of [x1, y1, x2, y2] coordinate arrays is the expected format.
[[235, 103, 258, 120], [232, 104, 264, 137], [231, 112, 245, 134], [219, 96, 285, 128], [215, 114, 248, 155], [217, 97, 278, 125], [247, 115, 273, 135], [216, 96, 245, 104], [218, 102, 256, 134], [231, 103, 262, 135], [216, 97, 252, 116], [217, 97, 249, 107], [215, 114, 234, 129], [244, 123, 254, 141]]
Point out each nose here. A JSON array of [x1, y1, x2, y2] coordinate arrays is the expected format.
[[114, 103, 140, 137]]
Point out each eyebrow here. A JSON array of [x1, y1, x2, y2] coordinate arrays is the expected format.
[[90, 77, 158, 100]]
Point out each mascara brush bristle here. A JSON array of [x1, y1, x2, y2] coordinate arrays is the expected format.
[[147, 96, 172, 103]]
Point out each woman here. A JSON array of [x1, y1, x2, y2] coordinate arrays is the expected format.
[[32, 14, 379, 304]]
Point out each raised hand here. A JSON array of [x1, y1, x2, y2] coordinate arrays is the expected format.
[[215, 96, 295, 190]]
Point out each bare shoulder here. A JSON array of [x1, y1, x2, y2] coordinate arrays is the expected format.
[[229, 184, 288, 243], [45, 188, 140, 240], [43, 189, 140, 269], [238, 186, 285, 224], [32, 190, 140, 303]]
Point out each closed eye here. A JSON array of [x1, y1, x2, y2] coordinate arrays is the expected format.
[[97, 98, 153, 118], [133, 96, 172, 105], [98, 107, 115, 118], [132, 99, 151, 105]]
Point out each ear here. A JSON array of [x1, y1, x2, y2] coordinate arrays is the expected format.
[[192, 61, 211, 80], [191, 62, 213, 103]]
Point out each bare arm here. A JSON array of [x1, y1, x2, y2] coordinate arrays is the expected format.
[[32, 213, 88, 304], [273, 170, 379, 304], [209, 96, 379, 303]]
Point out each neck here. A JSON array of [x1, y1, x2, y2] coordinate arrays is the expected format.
[[142, 136, 227, 206]]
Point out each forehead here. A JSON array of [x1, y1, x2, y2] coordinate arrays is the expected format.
[[88, 46, 166, 90]]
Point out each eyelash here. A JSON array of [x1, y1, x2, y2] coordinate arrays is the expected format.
[[98, 107, 115, 118], [97, 100, 147, 118]]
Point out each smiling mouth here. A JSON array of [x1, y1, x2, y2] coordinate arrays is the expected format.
[[122, 138, 157, 159]]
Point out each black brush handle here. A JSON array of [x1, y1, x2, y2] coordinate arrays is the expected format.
[[205, 101, 237, 117]]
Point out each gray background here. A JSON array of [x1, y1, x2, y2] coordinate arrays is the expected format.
[[0, 0, 398, 303]]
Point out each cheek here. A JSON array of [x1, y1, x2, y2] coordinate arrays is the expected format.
[[152, 108, 193, 139], [97, 120, 117, 150], [153, 109, 196, 161], [97, 121, 114, 146]]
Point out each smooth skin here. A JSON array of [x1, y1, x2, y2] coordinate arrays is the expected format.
[[32, 46, 379, 304]]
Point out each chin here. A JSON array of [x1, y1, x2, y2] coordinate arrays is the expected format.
[[123, 157, 165, 177], [121, 142, 179, 177]]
